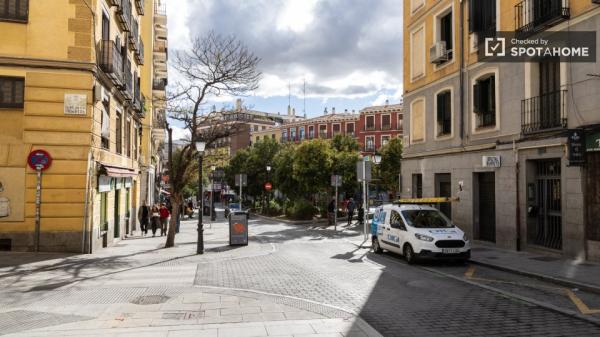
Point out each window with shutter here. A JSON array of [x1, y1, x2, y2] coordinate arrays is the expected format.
[[436, 91, 452, 136], [0, 76, 24, 108], [474, 75, 496, 128], [0, 0, 28, 22]]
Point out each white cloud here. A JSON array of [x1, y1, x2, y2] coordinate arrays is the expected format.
[[276, 0, 319, 33], [171, 126, 191, 142]]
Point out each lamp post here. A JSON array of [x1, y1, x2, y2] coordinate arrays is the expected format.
[[266, 165, 271, 214], [210, 166, 216, 221], [372, 153, 382, 205], [195, 141, 206, 254]]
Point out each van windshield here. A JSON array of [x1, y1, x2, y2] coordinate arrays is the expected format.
[[401, 210, 454, 228]]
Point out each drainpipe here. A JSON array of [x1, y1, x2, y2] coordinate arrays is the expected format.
[[82, 144, 93, 253], [459, 0, 465, 143], [514, 140, 521, 251]]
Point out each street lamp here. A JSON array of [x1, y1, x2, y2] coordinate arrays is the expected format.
[[372, 153, 382, 164], [195, 140, 206, 254], [210, 165, 216, 221]]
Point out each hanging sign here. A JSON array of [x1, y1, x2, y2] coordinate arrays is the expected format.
[[567, 129, 586, 166]]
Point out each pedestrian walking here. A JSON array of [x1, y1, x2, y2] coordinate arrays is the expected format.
[[176, 203, 184, 233], [357, 204, 365, 226], [137, 201, 150, 236], [150, 205, 160, 237], [327, 197, 336, 226], [159, 203, 170, 236], [187, 200, 194, 219], [347, 198, 356, 226]]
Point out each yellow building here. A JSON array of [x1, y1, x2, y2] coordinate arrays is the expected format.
[[251, 126, 281, 145], [0, 0, 167, 252], [401, 0, 600, 260]]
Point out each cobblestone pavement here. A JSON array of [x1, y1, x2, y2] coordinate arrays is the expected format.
[[194, 220, 600, 337], [2, 216, 600, 336]]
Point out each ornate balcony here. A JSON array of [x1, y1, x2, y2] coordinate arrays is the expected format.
[[135, 39, 144, 65], [99, 40, 123, 86], [116, 0, 132, 32], [515, 0, 569, 36], [135, 0, 144, 15], [521, 90, 567, 134], [122, 58, 133, 100]]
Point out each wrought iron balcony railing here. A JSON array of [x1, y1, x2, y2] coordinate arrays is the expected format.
[[521, 90, 567, 134], [515, 0, 569, 36], [99, 40, 123, 86], [135, 0, 144, 15], [135, 39, 144, 65], [117, 0, 132, 32], [122, 58, 133, 99], [153, 78, 167, 91], [129, 19, 139, 51]]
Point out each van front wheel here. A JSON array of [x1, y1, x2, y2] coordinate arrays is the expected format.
[[404, 244, 416, 264]]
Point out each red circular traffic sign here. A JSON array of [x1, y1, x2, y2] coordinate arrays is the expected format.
[[27, 149, 52, 171], [264, 182, 272, 191]]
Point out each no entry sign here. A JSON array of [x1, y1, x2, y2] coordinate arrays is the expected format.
[[264, 182, 273, 191], [27, 150, 52, 171]]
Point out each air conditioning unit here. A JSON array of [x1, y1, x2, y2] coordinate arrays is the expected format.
[[430, 41, 448, 64]]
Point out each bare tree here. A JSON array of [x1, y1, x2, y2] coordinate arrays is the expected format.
[[164, 31, 261, 248]]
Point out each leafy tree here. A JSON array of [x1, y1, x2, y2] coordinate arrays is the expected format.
[[164, 31, 261, 248], [272, 144, 298, 200], [378, 138, 403, 197], [292, 140, 333, 196]]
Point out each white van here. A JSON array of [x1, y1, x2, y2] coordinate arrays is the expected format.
[[371, 204, 471, 264]]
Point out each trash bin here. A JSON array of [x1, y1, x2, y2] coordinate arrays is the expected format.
[[229, 211, 248, 246]]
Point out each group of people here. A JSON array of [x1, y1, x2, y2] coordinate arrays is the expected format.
[[137, 202, 171, 237], [327, 197, 365, 227]]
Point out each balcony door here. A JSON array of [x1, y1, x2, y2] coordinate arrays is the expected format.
[[102, 13, 110, 41], [539, 57, 560, 129]]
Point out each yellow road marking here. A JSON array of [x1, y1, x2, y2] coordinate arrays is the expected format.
[[464, 265, 600, 315], [565, 289, 600, 315]]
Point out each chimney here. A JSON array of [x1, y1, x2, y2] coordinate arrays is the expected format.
[[385, 99, 389, 106], [352, 109, 355, 114], [324, 107, 328, 115], [332, 107, 336, 114], [287, 105, 292, 116], [212, 105, 216, 112], [236, 98, 242, 111], [292, 108, 296, 116], [344, 109, 348, 113]]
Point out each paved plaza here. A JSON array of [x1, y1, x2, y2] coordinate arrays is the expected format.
[[1, 214, 600, 336]]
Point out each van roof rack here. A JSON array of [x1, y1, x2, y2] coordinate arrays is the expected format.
[[393, 197, 460, 205]]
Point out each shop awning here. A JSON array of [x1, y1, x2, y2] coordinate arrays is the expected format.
[[100, 163, 138, 178]]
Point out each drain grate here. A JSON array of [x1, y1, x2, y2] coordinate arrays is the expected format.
[[0, 310, 92, 336], [130, 295, 170, 305], [530, 256, 560, 262]]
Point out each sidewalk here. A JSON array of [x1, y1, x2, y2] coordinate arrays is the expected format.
[[0, 215, 382, 337], [470, 242, 600, 293]]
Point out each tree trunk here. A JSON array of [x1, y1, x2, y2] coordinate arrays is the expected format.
[[165, 193, 182, 248]]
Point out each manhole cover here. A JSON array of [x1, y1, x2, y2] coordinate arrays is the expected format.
[[162, 312, 202, 320], [530, 256, 560, 262], [130, 295, 170, 305]]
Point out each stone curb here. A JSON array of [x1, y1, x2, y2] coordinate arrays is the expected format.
[[469, 258, 600, 295]]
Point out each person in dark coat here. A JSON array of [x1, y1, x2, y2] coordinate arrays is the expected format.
[[346, 198, 356, 226], [357, 204, 365, 226], [327, 197, 336, 226], [151, 205, 160, 237], [137, 201, 150, 236]]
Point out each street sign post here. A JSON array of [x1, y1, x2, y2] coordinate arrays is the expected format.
[[235, 174, 247, 203], [331, 175, 342, 232], [27, 150, 52, 252], [356, 159, 372, 241]]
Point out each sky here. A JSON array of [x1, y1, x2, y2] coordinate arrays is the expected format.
[[167, 0, 403, 139]]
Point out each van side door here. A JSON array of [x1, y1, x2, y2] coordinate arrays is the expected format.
[[388, 210, 408, 254]]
